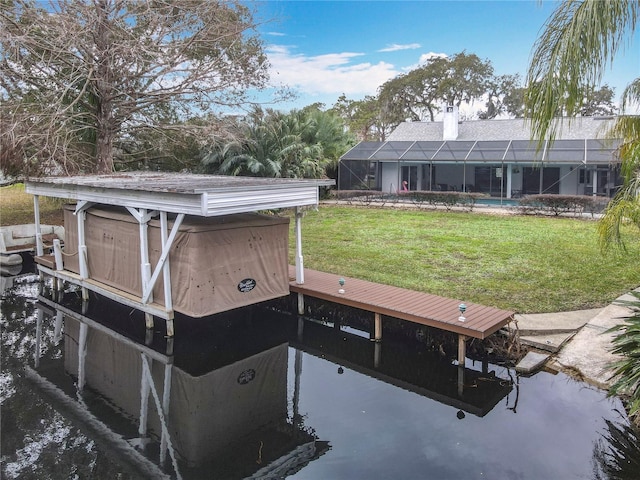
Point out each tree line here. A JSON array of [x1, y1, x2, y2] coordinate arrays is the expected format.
[[0, 1, 620, 179]]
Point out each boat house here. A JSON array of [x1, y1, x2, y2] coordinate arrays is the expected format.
[[339, 108, 622, 200], [26, 173, 333, 336]]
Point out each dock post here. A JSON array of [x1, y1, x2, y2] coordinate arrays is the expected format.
[[165, 317, 174, 337], [374, 342, 381, 368], [145, 313, 154, 330], [297, 292, 305, 315], [374, 313, 382, 342], [53, 239, 64, 291], [458, 334, 467, 367]]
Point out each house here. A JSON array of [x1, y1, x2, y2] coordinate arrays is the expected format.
[[338, 107, 622, 199]]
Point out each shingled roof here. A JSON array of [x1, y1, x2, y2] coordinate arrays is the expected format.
[[387, 117, 617, 142]]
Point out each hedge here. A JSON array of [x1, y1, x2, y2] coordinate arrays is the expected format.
[[517, 194, 609, 217]]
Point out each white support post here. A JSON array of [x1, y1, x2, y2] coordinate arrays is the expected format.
[[142, 213, 184, 305], [138, 209, 152, 303], [33, 195, 44, 256], [160, 212, 173, 312], [78, 322, 88, 391], [75, 205, 89, 301], [295, 207, 304, 284], [53, 239, 63, 270], [53, 239, 64, 291], [133, 208, 154, 330]]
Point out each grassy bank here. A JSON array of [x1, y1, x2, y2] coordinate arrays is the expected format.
[[1, 184, 65, 226], [289, 205, 640, 314]]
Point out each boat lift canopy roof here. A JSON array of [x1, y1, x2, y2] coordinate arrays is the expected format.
[[25, 172, 334, 217]]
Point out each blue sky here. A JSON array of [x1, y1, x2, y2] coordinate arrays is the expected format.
[[253, 1, 640, 115]]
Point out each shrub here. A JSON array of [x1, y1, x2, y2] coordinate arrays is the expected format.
[[517, 194, 609, 217], [400, 191, 486, 211]]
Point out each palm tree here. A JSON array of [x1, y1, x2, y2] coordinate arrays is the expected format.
[[200, 107, 353, 179], [525, 0, 640, 426], [525, 0, 639, 248]]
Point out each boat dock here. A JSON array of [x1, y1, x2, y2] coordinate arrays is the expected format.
[[289, 267, 515, 366]]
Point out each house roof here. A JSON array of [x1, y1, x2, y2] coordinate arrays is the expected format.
[[342, 117, 621, 165], [387, 117, 617, 141]]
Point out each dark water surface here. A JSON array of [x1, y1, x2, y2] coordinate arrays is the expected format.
[[2, 264, 639, 480]]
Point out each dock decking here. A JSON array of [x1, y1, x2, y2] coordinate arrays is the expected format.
[[288, 267, 514, 342]]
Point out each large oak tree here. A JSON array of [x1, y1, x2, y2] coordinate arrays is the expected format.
[[1, 0, 270, 175]]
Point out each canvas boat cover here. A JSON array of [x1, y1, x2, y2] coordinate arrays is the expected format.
[[63, 205, 290, 317]]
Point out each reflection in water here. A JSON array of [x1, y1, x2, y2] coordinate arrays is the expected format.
[[2, 269, 640, 479], [593, 418, 640, 480], [33, 289, 328, 479]]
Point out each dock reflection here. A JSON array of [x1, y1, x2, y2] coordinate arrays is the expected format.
[[292, 318, 513, 418], [31, 285, 513, 478]]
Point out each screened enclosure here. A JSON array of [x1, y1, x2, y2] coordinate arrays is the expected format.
[[338, 139, 622, 199]]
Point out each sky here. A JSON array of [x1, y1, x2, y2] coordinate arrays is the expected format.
[[252, 0, 640, 116]]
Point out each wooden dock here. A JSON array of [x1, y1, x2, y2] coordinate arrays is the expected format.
[[289, 267, 515, 365]]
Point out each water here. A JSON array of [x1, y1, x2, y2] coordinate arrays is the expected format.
[[2, 263, 639, 479]]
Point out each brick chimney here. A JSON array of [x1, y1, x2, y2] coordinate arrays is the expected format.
[[443, 105, 459, 140]]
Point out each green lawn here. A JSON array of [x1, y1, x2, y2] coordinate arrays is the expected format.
[[288, 205, 640, 314]]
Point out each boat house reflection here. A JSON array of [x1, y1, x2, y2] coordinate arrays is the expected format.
[[33, 291, 328, 479]]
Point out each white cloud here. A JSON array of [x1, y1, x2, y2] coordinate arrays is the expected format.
[[266, 44, 399, 97], [378, 43, 421, 53], [402, 51, 449, 72], [266, 31, 286, 37]]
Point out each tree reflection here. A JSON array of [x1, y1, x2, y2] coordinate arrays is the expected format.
[[1, 273, 141, 479], [592, 416, 640, 480]]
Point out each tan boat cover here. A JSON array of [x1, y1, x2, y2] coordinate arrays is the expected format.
[[64, 317, 288, 466], [63, 205, 290, 317]]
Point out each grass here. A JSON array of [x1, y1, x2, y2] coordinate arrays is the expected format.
[[288, 205, 640, 314], [1, 184, 65, 226], [2, 185, 638, 314]]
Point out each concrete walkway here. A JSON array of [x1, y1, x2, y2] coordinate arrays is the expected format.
[[513, 289, 639, 390]]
